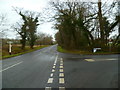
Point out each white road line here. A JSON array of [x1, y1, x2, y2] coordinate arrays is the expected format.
[[60, 61, 63, 63], [106, 58, 117, 60], [0, 61, 23, 72], [60, 63, 63, 65], [85, 59, 95, 62], [53, 66, 55, 69], [54, 63, 56, 65], [59, 78, 65, 84], [50, 73, 53, 77], [59, 73, 64, 77], [45, 87, 51, 90], [60, 66, 63, 68], [60, 69, 64, 72], [52, 69, 55, 72], [54, 53, 58, 64], [59, 87, 65, 90], [47, 78, 53, 83], [61, 58, 63, 61]]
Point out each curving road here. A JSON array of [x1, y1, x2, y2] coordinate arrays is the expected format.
[[1, 45, 119, 89]]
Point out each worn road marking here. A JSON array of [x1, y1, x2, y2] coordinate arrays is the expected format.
[[59, 87, 65, 90], [59, 73, 64, 77], [85, 59, 95, 62], [0, 61, 23, 72], [47, 78, 53, 83], [54, 63, 56, 65], [45, 87, 51, 90], [59, 69, 64, 72], [60, 66, 63, 68], [50, 73, 53, 77], [59, 78, 65, 84], [52, 69, 55, 72]]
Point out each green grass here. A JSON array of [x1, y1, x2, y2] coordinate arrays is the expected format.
[[57, 46, 119, 55], [2, 45, 50, 59]]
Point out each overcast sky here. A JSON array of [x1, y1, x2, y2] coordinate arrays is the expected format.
[[0, 0, 118, 39], [0, 0, 57, 39]]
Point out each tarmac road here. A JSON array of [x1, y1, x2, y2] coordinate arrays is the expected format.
[[1, 45, 119, 89]]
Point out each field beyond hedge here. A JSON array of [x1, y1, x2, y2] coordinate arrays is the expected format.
[[2, 44, 50, 59]]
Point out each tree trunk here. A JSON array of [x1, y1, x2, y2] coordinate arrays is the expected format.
[[98, 0, 105, 48]]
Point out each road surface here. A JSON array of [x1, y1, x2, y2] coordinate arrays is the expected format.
[[1, 45, 119, 89]]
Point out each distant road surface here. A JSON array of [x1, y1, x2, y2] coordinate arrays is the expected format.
[[1, 45, 119, 89]]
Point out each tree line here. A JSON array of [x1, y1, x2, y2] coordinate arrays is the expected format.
[[50, 0, 120, 52]]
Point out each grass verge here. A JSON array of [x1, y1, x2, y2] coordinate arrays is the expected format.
[[57, 46, 119, 55], [2, 45, 50, 59]]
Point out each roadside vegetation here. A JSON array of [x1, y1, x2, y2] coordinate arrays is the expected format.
[[2, 45, 50, 59], [49, 1, 120, 54], [57, 46, 120, 55]]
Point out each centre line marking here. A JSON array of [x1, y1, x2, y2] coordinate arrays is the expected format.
[[45, 87, 51, 90], [59, 73, 64, 77], [0, 61, 23, 72], [60, 66, 63, 68], [54, 53, 58, 64], [60, 69, 64, 72], [59, 78, 65, 84], [52, 69, 55, 72], [50, 73, 53, 77], [53, 66, 55, 69], [85, 59, 95, 62], [47, 78, 53, 83], [59, 87, 65, 90]]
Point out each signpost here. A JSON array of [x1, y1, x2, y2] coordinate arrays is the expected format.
[[7, 41, 13, 55]]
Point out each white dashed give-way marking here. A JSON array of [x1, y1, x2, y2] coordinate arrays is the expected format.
[[85, 59, 95, 62], [60, 66, 63, 68], [59, 69, 64, 72], [59, 87, 65, 90], [45, 87, 51, 90], [47, 78, 53, 83], [59, 78, 65, 84], [0, 61, 23, 72], [59, 73, 64, 77]]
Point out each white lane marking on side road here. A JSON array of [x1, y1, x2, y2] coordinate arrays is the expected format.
[[47, 78, 53, 83], [0, 61, 23, 72], [85, 59, 95, 62], [45, 87, 51, 90], [59, 73, 64, 77], [59, 78, 65, 84], [59, 87, 65, 90], [60, 69, 64, 72]]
